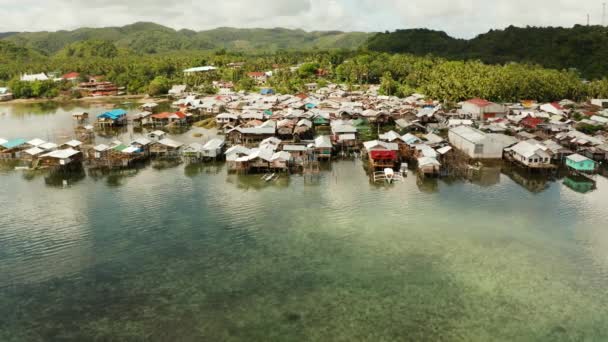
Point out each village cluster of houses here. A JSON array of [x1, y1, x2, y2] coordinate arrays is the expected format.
[[3, 76, 608, 180], [154, 82, 608, 176], [8, 72, 123, 98]]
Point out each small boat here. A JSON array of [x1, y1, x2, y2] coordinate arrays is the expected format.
[[384, 168, 395, 183], [264, 173, 276, 182], [400, 163, 408, 176]]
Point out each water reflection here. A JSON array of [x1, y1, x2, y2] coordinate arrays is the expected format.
[[88, 165, 147, 187], [563, 175, 597, 194], [184, 162, 225, 178], [226, 173, 292, 191], [44, 164, 86, 188]]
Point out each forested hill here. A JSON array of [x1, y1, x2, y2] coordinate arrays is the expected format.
[[366, 25, 608, 80], [0, 22, 372, 54]]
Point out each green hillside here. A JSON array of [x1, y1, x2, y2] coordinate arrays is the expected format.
[[366, 25, 608, 79], [2, 22, 372, 54]]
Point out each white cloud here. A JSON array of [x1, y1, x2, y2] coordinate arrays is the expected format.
[[0, 0, 602, 38]]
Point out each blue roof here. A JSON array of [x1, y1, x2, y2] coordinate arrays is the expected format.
[[260, 88, 275, 95], [306, 103, 317, 109], [1, 138, 27, 149], [97, 109, 127, 120]]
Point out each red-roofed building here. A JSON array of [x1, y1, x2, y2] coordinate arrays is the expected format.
[[61, 72, 80, 81], [462, 98, 508, 120], [295, 93, 309, 100], [520, 117, 544, 130], [150, 112, 188, 125]]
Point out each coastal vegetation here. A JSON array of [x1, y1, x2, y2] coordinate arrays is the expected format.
[[2, 23, 608, 102], [366, 25, 608, 80]]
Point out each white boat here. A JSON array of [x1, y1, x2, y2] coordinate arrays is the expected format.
[[400, 163, 408, 176], [264, 173, 276, 182], [384, 168, 395, 182]]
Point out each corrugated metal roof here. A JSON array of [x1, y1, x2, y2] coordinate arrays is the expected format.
[[203, 139, 225, 150], [41, 148, 80, 159], [1, 138, 27, 149]]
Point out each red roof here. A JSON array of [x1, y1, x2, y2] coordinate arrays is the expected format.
[[466, 98, 493, 107], [550, 102, 564, 110], [247, 72, 266, 77], [295, 93, 308, 100], [152, 112, 186, 119], [370, 150, 397, 161], [521, 117, 544, 129], [62, 72, 80, 80]]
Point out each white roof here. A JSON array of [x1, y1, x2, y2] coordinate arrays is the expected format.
[[122, 146, 139, 154], [314, 136, 333, 149], [567, 154, 591, 163], [94, 144, 110, 152], [450, 126, 487, 143], [590, 115, 608, 124], [63, 140, 83, 147], [21, 73, 49, 81], [363, 140, 399, 151], [132, 137, 152, 146], [271, 151, 292, 162], [41, 148, 80, 159], [157, 138, 183, 148], [39, 142, 58, 150], [225, 145, 251, 156], [27, 138, 46, 147], [283, 145, 308, 152], [24, 147, 44, 156], [184, 66, 217, 73], [424, 133, 444, 145], [332, 124, 357, 134], [436, 146, 453, 155], [149, 130, 167, 136], [511, 141, 549, 159], [261, 137, 282, 146], [338, 134, 356, 142], [418, 157, 441, 167], [184, 143, 205, 153], [0, 138, 7, 145], [216, 113, 239, 120], [415, 144, 438, 158], [379, 131, 403, 142], [203, 138, 225, 150], [297, 119, 313, 128]]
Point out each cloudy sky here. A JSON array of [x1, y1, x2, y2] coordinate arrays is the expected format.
[[0, 0, 602, 38]]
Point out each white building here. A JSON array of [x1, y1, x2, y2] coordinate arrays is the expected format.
[[509, 141, 552, 168], [591, 99, 608, 108], [20, 73, 49, 82], [461, 98, 508, 120], [448, 126, 517, 159]]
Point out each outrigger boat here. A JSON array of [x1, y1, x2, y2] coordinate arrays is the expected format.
[[372, 168, 405, 184], [262, 173, 277, 182]]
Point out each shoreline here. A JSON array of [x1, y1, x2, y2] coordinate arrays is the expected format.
[[0, 94, 165, 105]]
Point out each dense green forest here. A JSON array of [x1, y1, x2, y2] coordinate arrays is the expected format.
[[2, 23, 608, 102], [1, 22, 372, 54], [366, 25, 608, 80]]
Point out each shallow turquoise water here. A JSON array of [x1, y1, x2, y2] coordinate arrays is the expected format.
[[1, 101, 608, 341], [1, 160, 608, 341]]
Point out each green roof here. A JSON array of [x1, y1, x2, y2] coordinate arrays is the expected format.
[[113, 144, 128, 152]]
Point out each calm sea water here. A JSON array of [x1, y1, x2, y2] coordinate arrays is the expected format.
[[1, 102, 608, 341]]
